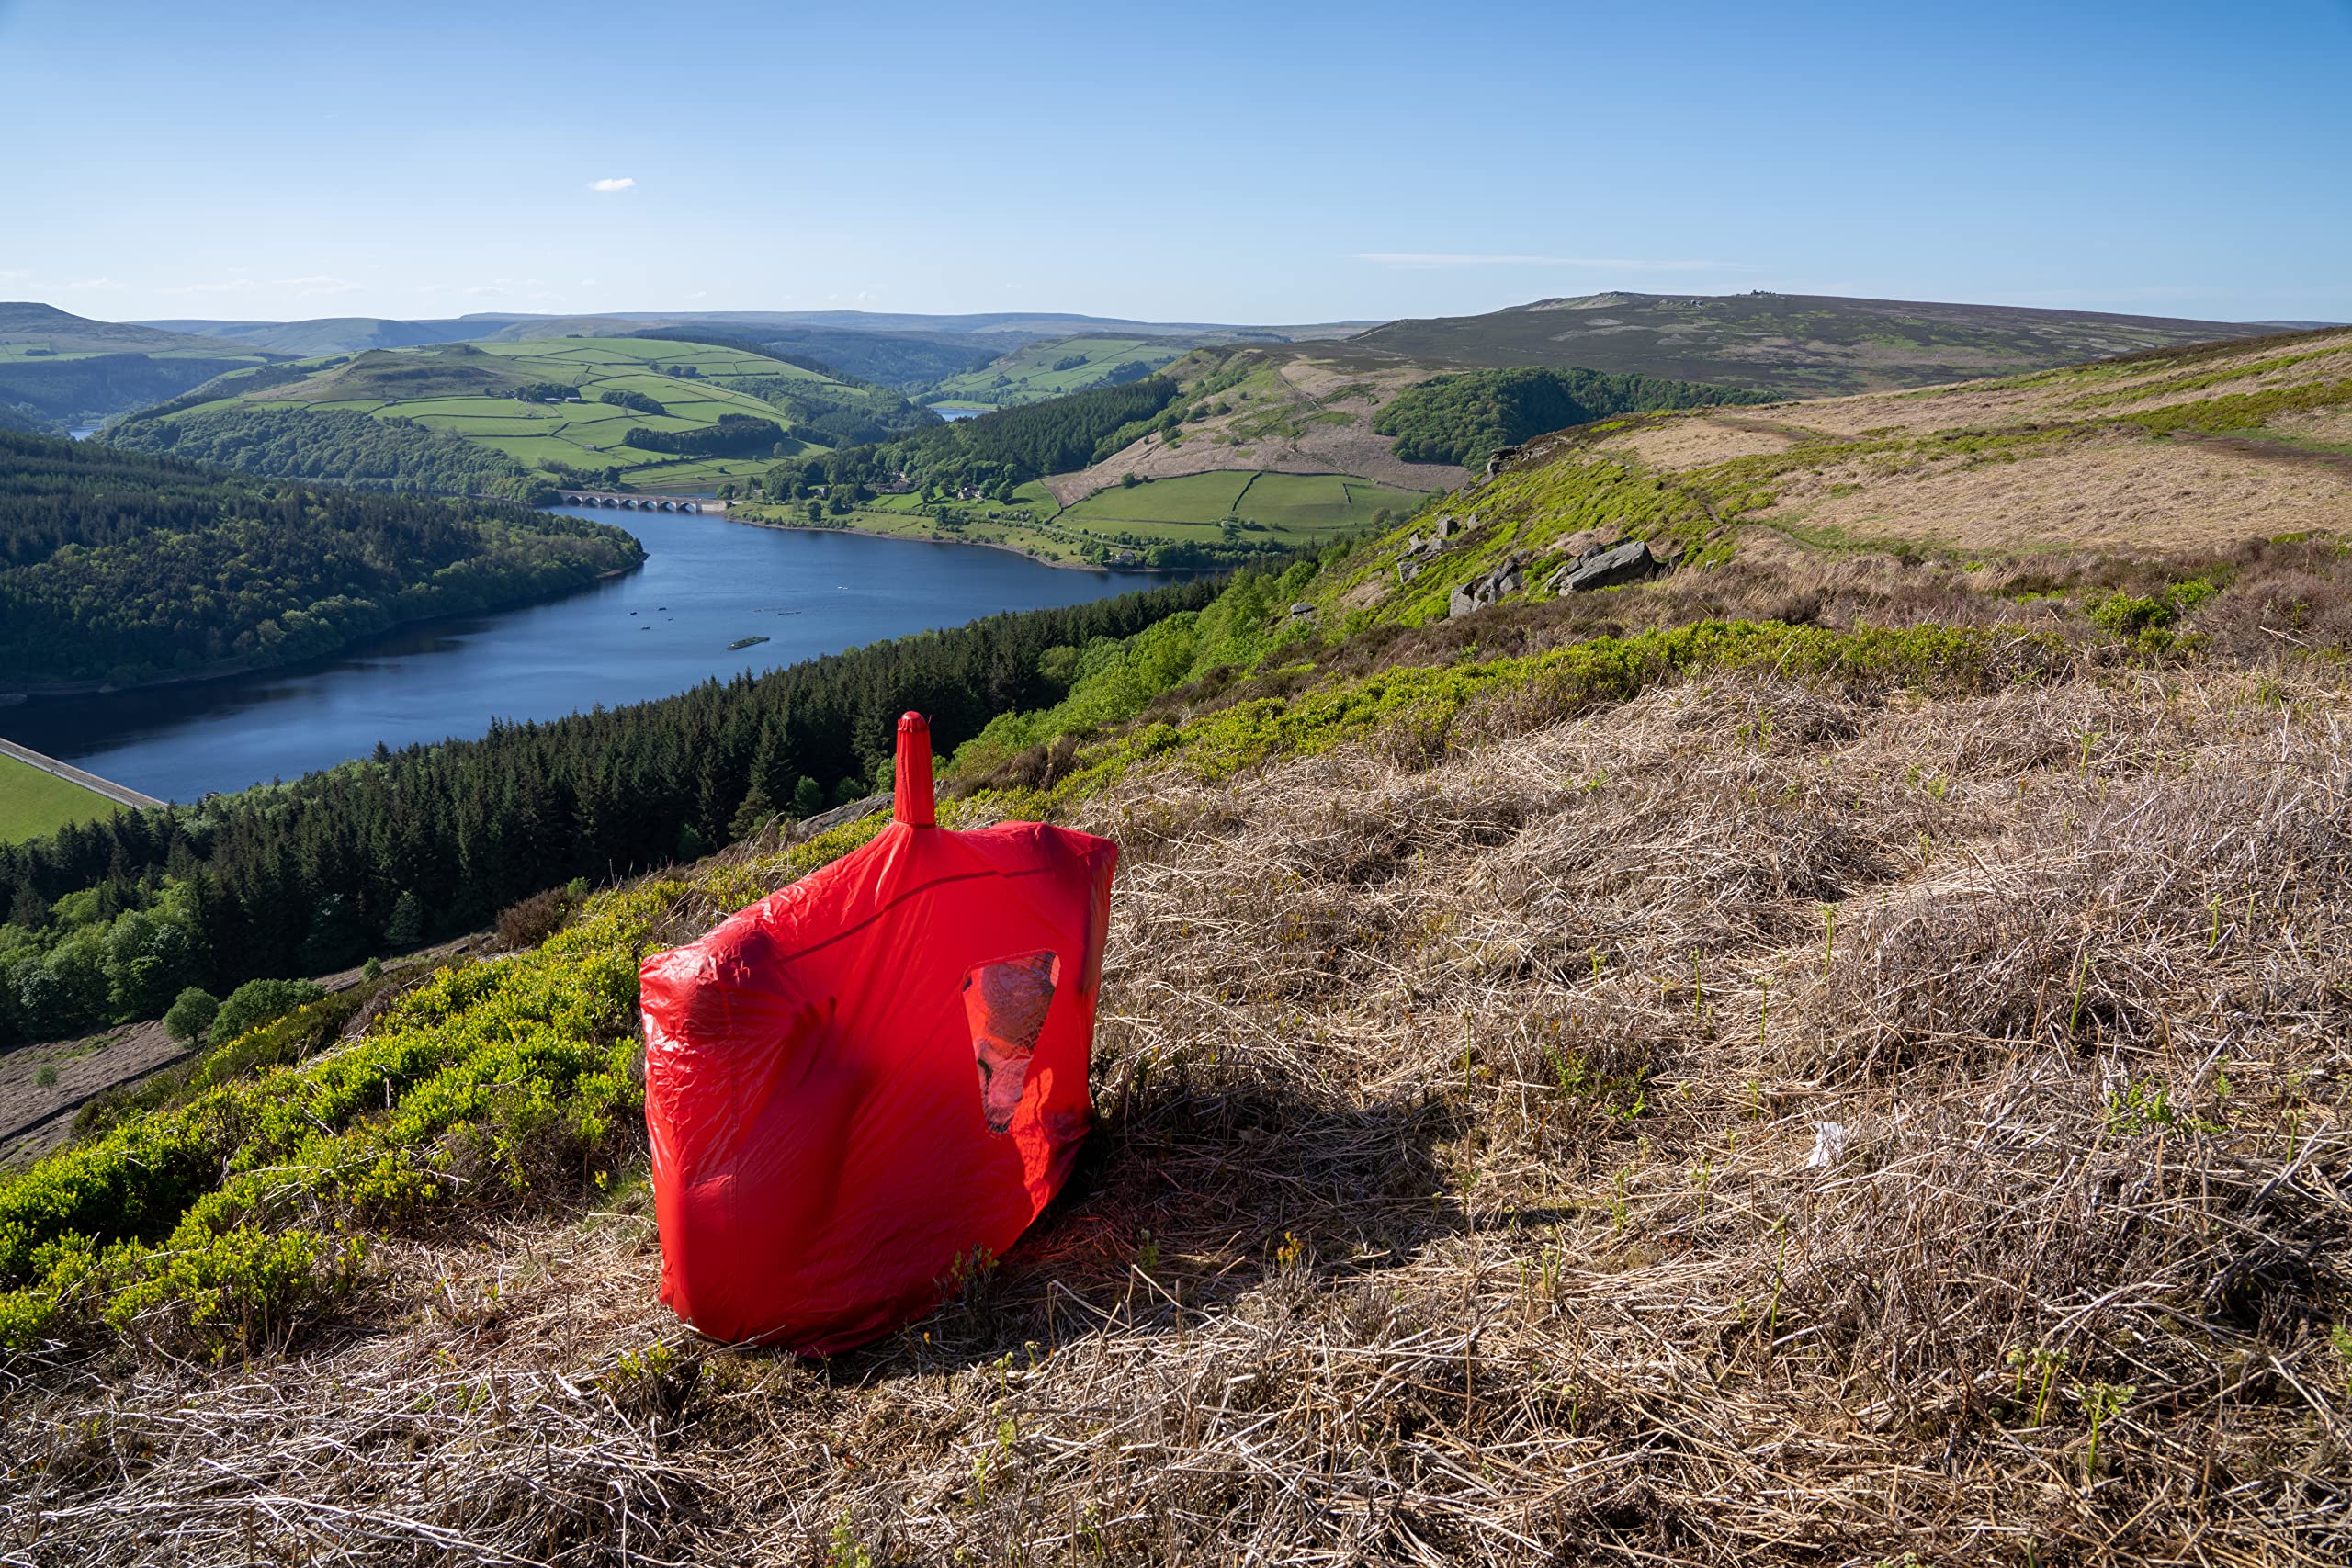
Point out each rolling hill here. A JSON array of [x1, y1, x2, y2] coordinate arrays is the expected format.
[[102, 336, 938, 495], [139, 315, 544, 357], [1340, 290, 2291, 397], [1311, 323, 2352, 627], [0, 303, 279, 431], [927, 333, 1194, 408]]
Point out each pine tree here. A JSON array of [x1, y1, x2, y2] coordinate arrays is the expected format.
[[729, 780, 776, 840]]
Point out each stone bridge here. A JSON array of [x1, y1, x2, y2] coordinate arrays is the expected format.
[[554, 492, 726, 513]]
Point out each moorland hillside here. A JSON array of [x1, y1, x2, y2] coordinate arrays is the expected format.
[[4, 329, 2349, 1562], [0, 303, 282, 432], [1346, 290, 2291, 395]]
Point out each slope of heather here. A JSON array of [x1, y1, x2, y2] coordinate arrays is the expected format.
[[1315, 326, 2352, 626], [5, 333, 2350, 1563], [1345, 290, 2291, 397]]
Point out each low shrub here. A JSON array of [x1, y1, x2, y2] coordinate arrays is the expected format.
[[210, 977, 327, 1047]]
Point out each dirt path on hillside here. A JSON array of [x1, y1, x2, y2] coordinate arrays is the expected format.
[[0, 935, 488, 1169], [0, 1019, 188, 1169]]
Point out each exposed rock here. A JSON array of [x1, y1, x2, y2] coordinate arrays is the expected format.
[[1550, 539, 1661, 594], [1288, 602, 1315, 617], [1397, 558, 1423, 584], [1446, 551, 1531, 619], [1481, 446, 1522, 481]]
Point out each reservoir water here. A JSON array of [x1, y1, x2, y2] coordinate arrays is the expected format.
[[4, 506, 1173, 802]]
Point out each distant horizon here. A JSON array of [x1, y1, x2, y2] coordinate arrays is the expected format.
[[6, 1, 2346, 326], [11, 289, 2339, 337]]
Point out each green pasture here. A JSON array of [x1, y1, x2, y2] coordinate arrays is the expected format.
[[473, 339, 815, 381], [1060, 470, 1255, 525], [632, 454, 810, 491], [0, 344, 102, 363], [1237, 472, 1427, 530], [151, 337, 832, 489], [933, 335, 1183, 406], [0, 752, 120, 845], [1055, 468, 1427, 543]]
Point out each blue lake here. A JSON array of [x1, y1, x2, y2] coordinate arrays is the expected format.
[[3, 506, 1174, 802]]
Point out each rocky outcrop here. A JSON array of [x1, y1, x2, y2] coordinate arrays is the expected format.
[[1548, 538, 1662, 594], [1395, 512, 1481, 584], [1448, 551, 1531, 618]]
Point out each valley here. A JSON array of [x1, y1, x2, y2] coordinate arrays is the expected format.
[[8, 502, 1177, 802], [5, 6, 2347, 1561], [6, 308, 2350, 1558], [0, 302, 283, 433]]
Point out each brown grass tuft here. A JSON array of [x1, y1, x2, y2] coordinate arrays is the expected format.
[[7, 666, 2349, 1563]]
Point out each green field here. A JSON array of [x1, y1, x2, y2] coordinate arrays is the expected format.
[[148, 338, 839, 489], [734, 467, 1429, 570], [1059, 470, 1422, 536], [931, 335, 1187, 408], [0, 752, 120, 845]]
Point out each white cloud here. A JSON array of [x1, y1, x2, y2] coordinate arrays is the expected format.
[[63, 277, 122, 291], [588, 176, 636, 193], [0, 268, 29, 283], [1357, 253, 1750, 272]]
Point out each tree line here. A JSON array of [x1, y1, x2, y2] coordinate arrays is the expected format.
[[771, 375, 1182, 499], [621, 413, 786, 457], [1373, 366, 1776, 466], [0, 568, 1227, 1046], [102, 404, 554, 502], [0, 430, 639, 685]]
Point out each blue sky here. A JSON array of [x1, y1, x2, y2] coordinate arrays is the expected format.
[[4, 0, 2346, 326]]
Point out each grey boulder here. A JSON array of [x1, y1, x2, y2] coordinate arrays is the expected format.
[[1447, 551, 1531, 618], [1550, 539, 1660, 594]]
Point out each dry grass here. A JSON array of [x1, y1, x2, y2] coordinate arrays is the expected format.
[[1758, 430, 2350, 556], [1647, 331, 2352, 445], [7, 653, 2349, 1564]]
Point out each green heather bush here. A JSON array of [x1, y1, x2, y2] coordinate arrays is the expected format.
[[2126, 378, 2352, 436], [1011, 619, 2073, 808], [2091, 577, 2218, 650]]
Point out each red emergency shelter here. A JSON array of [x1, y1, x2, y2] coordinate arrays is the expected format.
[[639, 712, 1118, 1352]]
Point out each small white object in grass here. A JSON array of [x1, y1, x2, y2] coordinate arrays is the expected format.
[[1806, 1121, 1849, 1169]]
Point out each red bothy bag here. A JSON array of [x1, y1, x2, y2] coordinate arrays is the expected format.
[[639, 713, 1117, 1352]]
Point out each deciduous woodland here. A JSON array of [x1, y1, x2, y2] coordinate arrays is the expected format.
[[0, 432, 639, 687]]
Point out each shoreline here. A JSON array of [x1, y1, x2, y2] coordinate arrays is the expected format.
[[725, 510, 1170, 575], [0, 558, 646, 705]]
